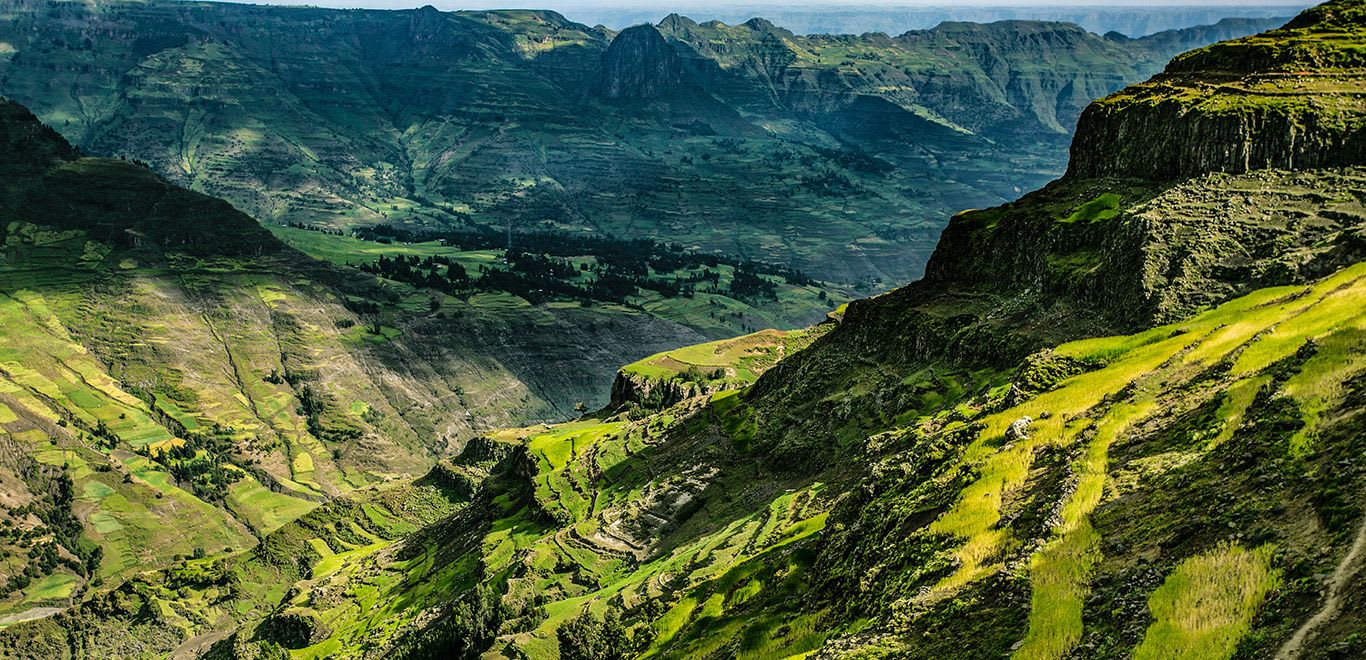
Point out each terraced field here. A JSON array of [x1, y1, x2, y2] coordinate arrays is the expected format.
[[11, 256, 1359, 658], [0, 2, 1363, 658]]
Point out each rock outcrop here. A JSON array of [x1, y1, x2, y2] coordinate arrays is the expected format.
[[1067, 0, 1366, 180], [592, 24, 685, 100], [608, 369, 735, 410]]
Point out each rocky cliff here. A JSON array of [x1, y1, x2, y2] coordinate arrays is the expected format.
[[1067, 0, 1366, 180], [608, 370, 730, 410], [592, 24, 685, 99], [743, 1, 1366, 473]]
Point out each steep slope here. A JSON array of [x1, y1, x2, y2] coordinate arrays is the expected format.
[[0, 1, 1281, 285], [0, 98, 713, 620], [1069, 1, 1366, 179], [592, 24, 686, 100], [0, 3, 1359, 659], [423, 3, 1366, 657]]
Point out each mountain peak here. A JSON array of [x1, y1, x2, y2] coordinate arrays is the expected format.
[[1285, 0, 1366, 29], [592, 24, 685, 100], [741, 17, 775, 32], [657, 12, 698, 31]]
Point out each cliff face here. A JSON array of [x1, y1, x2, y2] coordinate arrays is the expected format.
[[1069, 97, 1366, 180], [608, 371, 729, 410], [1067, 0, 1366, 180], [593, 24, 684, 99]]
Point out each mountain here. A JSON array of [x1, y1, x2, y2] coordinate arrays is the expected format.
[[0, 95, 736, 620], [593, 24, 686, 100], [2, 2, 1362, 658], [0, 0, 1284, 286], [553, 4, 1304, 38]]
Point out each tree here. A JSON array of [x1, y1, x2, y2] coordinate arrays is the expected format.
[[557, 607, 628, 660]]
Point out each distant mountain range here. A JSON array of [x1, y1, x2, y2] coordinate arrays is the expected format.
[[1, 1, 1362, 657], [0, 0, 1285, 286], [329, 2, 1310, 37]]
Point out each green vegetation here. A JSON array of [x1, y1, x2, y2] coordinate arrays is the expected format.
[[1133, 544, 1281, 660], [0, 1, 1271, 287], [1058, 193, 1121, 223], [0, 2, 1363, 659], [271, 224, 849, 338]]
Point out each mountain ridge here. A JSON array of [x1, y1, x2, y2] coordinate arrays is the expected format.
[[0, 2, 1362, 659], [0, 0, 1287, 285]]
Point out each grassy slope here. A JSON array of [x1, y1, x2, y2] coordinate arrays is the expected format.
[[0, 5, 1359, 659], [0, 104, 715, 620], [8, 258, 1358, 659]]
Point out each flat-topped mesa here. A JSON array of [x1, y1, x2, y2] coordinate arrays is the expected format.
[[592, 24, 685, 100], [1066, 0, 1366, 181]]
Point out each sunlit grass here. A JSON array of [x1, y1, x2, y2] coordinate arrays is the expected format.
[[1133, 544, 1280, 660], [1014, 401, 1154, 660], [1231, 264, 1366, 376], [927, 263, 1366, 601]]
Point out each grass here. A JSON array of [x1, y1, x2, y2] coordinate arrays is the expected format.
[[20, 573, 78, 604], [1280, 327, 1366, 454], [1133, 544, 1280, 660], [225, 472, 317, 536], [1058, 193, 1121, 224], [623, 325, 831, 388], [1014, 401, 1155, 660], [928, 262, 1366, 601]]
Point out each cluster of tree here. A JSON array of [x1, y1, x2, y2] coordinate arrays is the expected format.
[[354, 224, 812, 285], [556, 607, 630, 660], [726, 266, 780, 301], [0, 467, 102, 596], [283, 221, 346, 236], [359, 254, 468, 292], [149, 426, 242, 503], [2, 540, 63, 594], [350, 226, 814, 305], [799, 168, 861, 197], [390, 584, 505, 659]]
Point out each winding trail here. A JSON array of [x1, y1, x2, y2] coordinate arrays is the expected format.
[[1277, 516, 1366, 659]]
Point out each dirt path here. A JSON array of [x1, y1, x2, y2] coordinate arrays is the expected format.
[[168, 629, 234, 660], [1276, 517, 1366, 659], [0, 606, 62, 626]]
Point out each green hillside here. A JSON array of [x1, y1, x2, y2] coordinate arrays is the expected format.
[[0, 1, 1364, 659], [0, 98, 714, 620]]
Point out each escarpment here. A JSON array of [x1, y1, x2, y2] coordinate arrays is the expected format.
[[1067, 0, 1366, 180], [749, 1, 1366, 423], [608, 370, 731, 410]]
